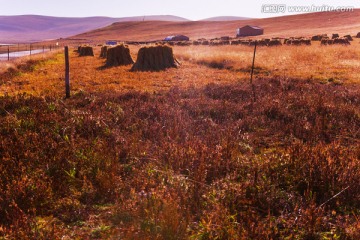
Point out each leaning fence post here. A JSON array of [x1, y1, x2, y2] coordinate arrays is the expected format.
[[250, 40, 257, 102], [64, 46, 70, 98]]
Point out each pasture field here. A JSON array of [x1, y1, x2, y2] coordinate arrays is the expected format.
[[0, 43, 359, 239]]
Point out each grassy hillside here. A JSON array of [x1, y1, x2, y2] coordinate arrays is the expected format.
[[74, 10, 360, 41], [0, 42, 359, 238]]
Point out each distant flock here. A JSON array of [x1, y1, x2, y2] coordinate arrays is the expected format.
[[120, 32, 358, 47]]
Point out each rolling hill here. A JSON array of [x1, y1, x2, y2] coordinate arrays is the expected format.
[[200, 16, 252, 21], [73, 10, 360, 41], [0, 15, 189, 43]]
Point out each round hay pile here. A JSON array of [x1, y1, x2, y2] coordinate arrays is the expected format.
[[100, 46, 108, 58], [131, 45, 179, 72], [79, 46, 94, 57], [356, 32, 360, 38], [105, 44, 134, 67]]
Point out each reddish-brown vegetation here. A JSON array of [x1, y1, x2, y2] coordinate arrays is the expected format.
[[0, 76, 359, 238], [0, 42, 359, 238]]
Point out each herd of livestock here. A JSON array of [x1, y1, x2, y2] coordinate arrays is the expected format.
[[122, 33, 358, 47]]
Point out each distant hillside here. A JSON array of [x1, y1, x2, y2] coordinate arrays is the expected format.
[[114, 15, 189, 22], [200, 16, 252, 21], [74, 10, 360, 41], [0, 15, 189, 43]]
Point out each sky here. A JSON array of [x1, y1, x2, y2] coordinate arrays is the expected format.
[[0, 0, 359, 20]]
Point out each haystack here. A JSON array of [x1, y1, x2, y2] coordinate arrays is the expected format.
[[356, 32, 360, 38], [105, 44, 134, 67], [131, 45, 179, 71], [100, 46, 108, 58], [79, 46, 94, 57]]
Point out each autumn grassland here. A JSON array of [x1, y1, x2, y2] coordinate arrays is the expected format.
[[1, 11, 360, 239]]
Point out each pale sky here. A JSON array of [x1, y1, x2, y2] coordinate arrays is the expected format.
[[0, 0, 359, 20]]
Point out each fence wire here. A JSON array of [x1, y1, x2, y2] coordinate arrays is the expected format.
[[0, 44, 60, 61]]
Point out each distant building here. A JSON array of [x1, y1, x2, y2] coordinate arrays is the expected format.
[[236, 25, 264, 37], [106, 40, 118, 45], [164, 35, 190, 41]]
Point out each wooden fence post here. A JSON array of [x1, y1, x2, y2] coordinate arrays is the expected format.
[[7, 46, 10, 61], [250, 41, 257, 102], [30, 44, 32, 56], [64, 46, 70, 98]]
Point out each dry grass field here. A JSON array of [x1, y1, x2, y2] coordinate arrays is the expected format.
[[75, 10, 360, 41], [1, 9, 360, 238], [1, 42, 360, 96]]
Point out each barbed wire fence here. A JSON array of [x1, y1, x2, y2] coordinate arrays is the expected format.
[[0, 43, 63, 61]]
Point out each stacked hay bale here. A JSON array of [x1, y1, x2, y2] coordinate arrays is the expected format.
[[100, 46, 108, 58], [105, 44, 134, 67], [78, 46, 94, 56], [131, 45, 179, 71]]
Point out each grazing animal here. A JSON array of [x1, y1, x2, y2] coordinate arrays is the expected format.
[[201, 40, 209, 45], [343, 35, 353, 41], [312, 34, 328, 41], [268, 39, 282, 46], [230, 40, 240, 45]]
